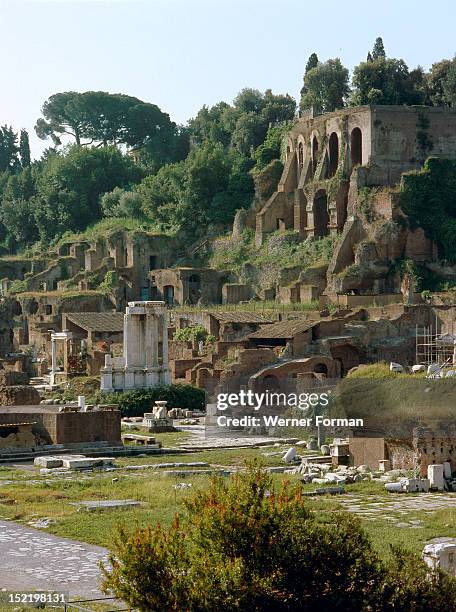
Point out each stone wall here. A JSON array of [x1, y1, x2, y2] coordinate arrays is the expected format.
[[0, 408, 121, 446]]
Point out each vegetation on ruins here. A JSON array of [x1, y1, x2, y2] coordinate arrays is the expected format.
[[101, 464, 456, 611], [173, 324, 216, 345], [95, 384, 205, 417], [209, 229, 336, 285], [2, 38, 456, 260], [399, 158, 456, 262]]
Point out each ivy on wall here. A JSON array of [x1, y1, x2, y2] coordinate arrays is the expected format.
[[399, 157, 456, 262]]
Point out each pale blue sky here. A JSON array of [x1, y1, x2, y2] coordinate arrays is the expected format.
[[2, 0, 456, 158]]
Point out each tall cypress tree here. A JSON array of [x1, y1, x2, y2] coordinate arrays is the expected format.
[[19, 129, 31, 167], [372, 37, 386, 60]]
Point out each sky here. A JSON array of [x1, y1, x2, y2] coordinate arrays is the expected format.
[[1, 0, 456, 159]]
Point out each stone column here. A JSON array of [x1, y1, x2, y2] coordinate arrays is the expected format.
[[51, 337, 57, 373], [161, 312, 171, 384], [152, 315, 159, 367], [123, 312, 129, 367]]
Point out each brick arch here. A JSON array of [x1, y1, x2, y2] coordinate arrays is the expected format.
[[328, 132, 339, 177], [311, 134, 319, 175], [313, 189, 329, 237], [350, 127, 363, 167]]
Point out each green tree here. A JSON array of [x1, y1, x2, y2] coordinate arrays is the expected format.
[[35, 92, 88, 146], [35, 91, 182, 168], [372, 36, 386, 60], [252, 122, 290, 172], [305, 52, 319, 74], [33, 146, 142, 241], [0, 167, 38, 249], [300, 58, 350, 114], [351, 57, 425, 106], [101, 465, 456, 611], [442, 59, 456, 106], [0, 126, 19, 172], [100, 187, 143, 218], [19, 129, 31, 167]]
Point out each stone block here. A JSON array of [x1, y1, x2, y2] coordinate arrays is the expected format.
[[428, 464, 445, 491], [283, 447, 297, 462], [34, 456, 64, 468]]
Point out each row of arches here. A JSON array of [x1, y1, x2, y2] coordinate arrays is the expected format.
[[294, 127, 363, 178]]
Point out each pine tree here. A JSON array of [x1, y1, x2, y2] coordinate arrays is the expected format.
[[372, 37, 386, 60], [305, 52, 319, 74], [367, 51, 373, 62], [19, 129, 31, 167]]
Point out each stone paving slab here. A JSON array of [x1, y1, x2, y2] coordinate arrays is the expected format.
[[336, 493, 456, 527], [0, 520, 109, 597]]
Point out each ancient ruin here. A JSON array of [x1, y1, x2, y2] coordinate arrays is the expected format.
[[100, 301, 170, 392]]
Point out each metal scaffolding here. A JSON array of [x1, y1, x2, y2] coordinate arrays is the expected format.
[[415, 315, 456, 368]]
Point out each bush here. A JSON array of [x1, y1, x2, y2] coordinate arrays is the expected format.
[[173, 324, 213, 344], [95, 383, 205, 417], [101, 465, 456, 611]]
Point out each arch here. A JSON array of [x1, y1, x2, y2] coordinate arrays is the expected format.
[[350, 127, 362, 167], [328, 132, 339, 177], [12, 301, 22, 316], [311, 135, 319, 175], [313, 190, 329, 237], [313, 363, 328, 376], [259, 374, 281, 396], [188, 274, 201, 305], [163, 285, 175, 306], [298, 141, 304, 169], [189, 274, 201, 287], [330, 345, 360, 376], [28, 299, 38, 315], [285, 139, 293, 162]]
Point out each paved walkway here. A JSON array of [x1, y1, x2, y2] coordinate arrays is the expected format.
[[0, 520, 109, 597]]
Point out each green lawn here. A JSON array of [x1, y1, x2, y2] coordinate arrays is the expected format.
[[1, 452, 456, 560]]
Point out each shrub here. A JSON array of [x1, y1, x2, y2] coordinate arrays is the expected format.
[[173, 324, 208, 344], [95, 383, 205, 417], [101, 465, 456, 611]]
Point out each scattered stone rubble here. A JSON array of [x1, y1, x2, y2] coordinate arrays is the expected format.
[[385, 462, 456, 493]]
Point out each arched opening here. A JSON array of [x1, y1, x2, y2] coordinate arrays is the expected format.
[[330, 345, 360, 376], [313, 190, 329, 237], [286, 145, 291, 161], [259, 374, 282, 400], [12, 301, 22, 316], [28, 299, 38, 315], [311, 136, 319, 175], [188, 274, 201, 305], [313, 363, 328, 376], [298, 142, 304, 169], [351, 127, 362, 167], [328, 132, 339, 177], [163, 285, 175, 306]]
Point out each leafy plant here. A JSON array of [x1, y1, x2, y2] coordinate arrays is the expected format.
[[101, 464, 456, 611], [95, 384, 205, 416]]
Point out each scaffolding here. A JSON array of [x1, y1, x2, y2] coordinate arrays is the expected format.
[[415, 315, 456, 368]]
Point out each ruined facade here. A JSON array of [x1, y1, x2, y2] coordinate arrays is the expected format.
[[251, 105, 456, 298]]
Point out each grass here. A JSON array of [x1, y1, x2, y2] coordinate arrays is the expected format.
[[208, 229, 336, 278], [55, 217, 164, 246], [171, 301, 320, 313], [1, 443, 456, 562], [2, 466, 456, 560]]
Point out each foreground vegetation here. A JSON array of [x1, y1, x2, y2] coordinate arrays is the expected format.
[[1, 448, 456, 561], [100, 465, 456, 611]]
